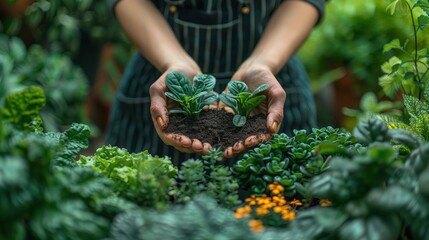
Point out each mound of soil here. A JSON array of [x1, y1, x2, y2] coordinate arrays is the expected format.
[[164, 109, 268, 149]]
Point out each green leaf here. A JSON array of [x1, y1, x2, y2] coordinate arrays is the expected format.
[[233, 115, 247, 127], [228, 81, 248, 95], [200, 91, 218, 106], [166, 71, 191, 97], [418, 15, 429, 30], [382, 39, 401, 53], [193, 74, 216, 94], [386, 0, 400, 15], [403, 94, 423, 119], [339, 216, 401, 240], [249, 84, 269, 97]]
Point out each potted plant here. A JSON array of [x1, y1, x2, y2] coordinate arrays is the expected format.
[[164, 71, 269, 151]]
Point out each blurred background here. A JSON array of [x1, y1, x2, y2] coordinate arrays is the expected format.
[[1, 0, 427, 153]]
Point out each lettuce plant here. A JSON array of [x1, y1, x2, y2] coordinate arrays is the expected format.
[[220, 81, 268, 127], [165, 71, 218, 119]]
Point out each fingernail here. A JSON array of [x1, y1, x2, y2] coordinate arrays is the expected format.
[[157, 117, 165, 127], [271, 121, 279, 132]]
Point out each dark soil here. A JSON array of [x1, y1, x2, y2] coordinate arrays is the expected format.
[[165, 109, 268, 149]]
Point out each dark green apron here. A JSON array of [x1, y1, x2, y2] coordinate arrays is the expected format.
[[105, 0, 322, 165]]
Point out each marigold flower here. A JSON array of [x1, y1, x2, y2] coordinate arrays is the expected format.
[[282, 211, 296, 221], [268, 182, 284, 194], [256, 207, 269, 216], [290, 199, 303, 206], [273, 206, 284, 213], [248, 220, 265, 233], [320, 199, 332, 207]]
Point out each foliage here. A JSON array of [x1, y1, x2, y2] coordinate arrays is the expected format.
[[106, 195, 256, 240], [299, 0, 416, 92], [264, 118, 429, 240], [0, 87, 137, 240], [165, 71, 218, 119], [0, 85, 45, 132], [379, 0, 429, 99], [344, 0, 429, 136], [233, 127, 361, 201], [2, 0, 129, 55], [0, 34, 89, 131], [220, 81, 269, 127], [79, 145, 178, 210], [174, 148, 241, 208]]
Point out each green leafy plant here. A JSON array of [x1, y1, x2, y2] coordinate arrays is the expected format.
[[379, 0, 429, 100], [233, 127, 360, 201], [79, 145, 178, 210], [352, 0, 429, 141], [174, 148, 241, 208], [0, 34, 89, 131], [220, 81, 268, 127], [0, 87, 137, 240], [106, 195, 256, 240], [165, 71, 218, 119], [299, 0, 416, 92]]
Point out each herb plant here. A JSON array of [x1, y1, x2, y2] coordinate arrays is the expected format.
[[165, 71, 218, 119], [220, 81, 269, 127], [174, 148, 241, 208]]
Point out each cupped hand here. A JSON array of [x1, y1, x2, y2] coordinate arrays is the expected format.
[[222, 60, 286, 158], [149, 62, 213, 155]]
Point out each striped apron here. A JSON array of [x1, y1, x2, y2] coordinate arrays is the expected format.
[[105, 0, 319, 165]]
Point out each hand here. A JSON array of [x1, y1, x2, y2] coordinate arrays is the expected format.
[[223, 60, 286, 158], [149, 61, 213, 154]]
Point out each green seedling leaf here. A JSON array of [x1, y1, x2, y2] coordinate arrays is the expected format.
[[228, 81, 248, 95], [233, 115, 247, 127], [165, 71, 218, 118], [220, 81, 268, 127]]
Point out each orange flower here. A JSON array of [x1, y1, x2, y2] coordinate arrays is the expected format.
[[320, 199, 332, 207], [256, 207, 269, 216], [281, 210, 296, 221], [289, 199, 303, 206], [248, 220, 265, 233]]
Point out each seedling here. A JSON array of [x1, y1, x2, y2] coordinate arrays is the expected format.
[[165, 71, 218, 118], [220, 81, 269, 127]]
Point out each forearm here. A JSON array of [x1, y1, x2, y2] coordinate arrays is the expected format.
[[114, 0, 198, 72], [247, 0, 319, 75]]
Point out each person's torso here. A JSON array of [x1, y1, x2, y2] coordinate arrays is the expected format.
[[152, 0, 283, 76]]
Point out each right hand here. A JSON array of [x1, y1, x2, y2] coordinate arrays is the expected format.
[[149, 61, 214, 154]]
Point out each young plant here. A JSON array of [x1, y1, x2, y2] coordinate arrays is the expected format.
[[220, 81, 269, 127], [165, 71, 218, 119]]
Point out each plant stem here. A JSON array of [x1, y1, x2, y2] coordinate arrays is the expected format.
[[407, 1, 422, 99]]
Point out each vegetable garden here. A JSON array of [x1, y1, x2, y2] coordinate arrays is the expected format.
[[1, 0, 429, 239]]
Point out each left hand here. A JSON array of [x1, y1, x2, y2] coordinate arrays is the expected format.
[[222, 60, 286, 158]]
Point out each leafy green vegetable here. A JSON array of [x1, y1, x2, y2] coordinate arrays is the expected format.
[[220, 81, 268, 127], [165, 71, 218, 118], [79, 145, 178, 209], [0, 86, 45, 132]]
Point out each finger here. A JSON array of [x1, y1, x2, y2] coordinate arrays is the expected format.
[[149, 81, 169, 130], [232, 141, 245, 154], [266, 86, 286, 133], [244, 135, 259, 148], [202, 142, 212, 155], [224, 146, 234, 158], [191, 139, 204, 153]]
